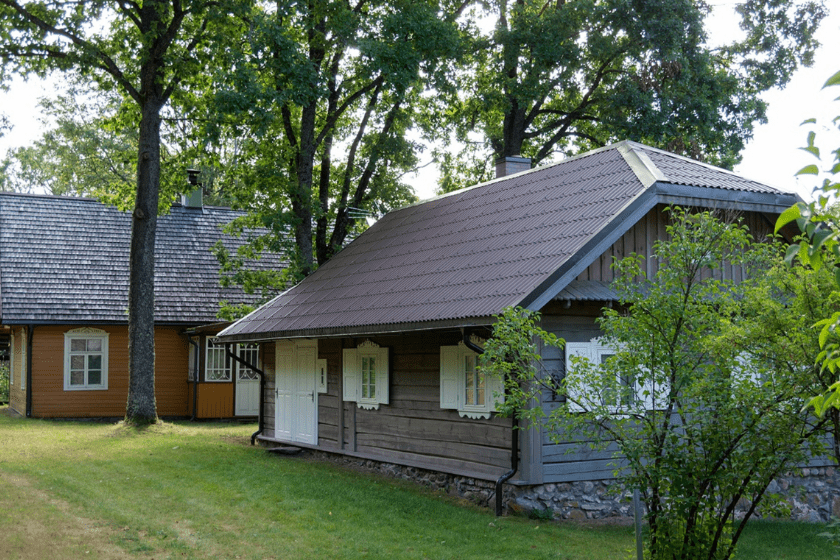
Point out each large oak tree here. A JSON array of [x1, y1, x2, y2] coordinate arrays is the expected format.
[[0, 0, 240, 422], [432, 0, 827, 191], [210, 0, 462, 280]]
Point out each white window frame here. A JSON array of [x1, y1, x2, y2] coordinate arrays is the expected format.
[[63, 328, 109, 391], [205, 339, 232, 382], [439, 338, 503, 420], [236, 343, 260, 381], [342, 340, 389, 410], [565, 338, 639, 412]]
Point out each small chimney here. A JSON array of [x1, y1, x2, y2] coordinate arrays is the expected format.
[[182, 169, 203, 208], [495, 156, 531, 178], [181, 188, 203, 208]]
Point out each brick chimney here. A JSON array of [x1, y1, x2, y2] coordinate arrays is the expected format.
[[495, 156, 531, 178]]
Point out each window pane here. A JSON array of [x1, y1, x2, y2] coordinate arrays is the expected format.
[[88, 355, 102, 370], [70, 371, 84, 385], [369, 358, 375, 389], [87, 339, 102, 352], [88, 370, 102, 385], [71, 355, 85, 369], [71, 339, 86, 352]]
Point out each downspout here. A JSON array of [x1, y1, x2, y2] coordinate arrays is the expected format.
[[25, 324, 35, 418], [187, 335, 199, 421], [224, 343, 265, 446], [463, 329, 518, 517]]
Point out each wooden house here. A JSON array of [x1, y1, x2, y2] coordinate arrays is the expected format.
[[1, 192, 282, 419], [214, 141, 805, 514]]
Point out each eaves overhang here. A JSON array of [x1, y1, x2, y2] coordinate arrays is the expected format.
[[0, 318, 222, 328], [214, 316, 497, 344], [516, 182, 799, 313]]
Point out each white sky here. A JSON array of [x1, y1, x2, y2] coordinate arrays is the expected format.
[[0, 3, 838, 202]]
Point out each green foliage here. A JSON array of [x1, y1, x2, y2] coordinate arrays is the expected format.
[[774, 69, 840, 416], [819, 516, 840, 558], [0, 85, 135, 197], [0, 363, 8, 403], [490, 209, 828, 560], [206, 0, 460, 284], [429, 0, 826, 191], [480, 307, 563, 418]]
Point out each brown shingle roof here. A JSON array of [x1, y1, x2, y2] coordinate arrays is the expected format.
[[218, 141, 797, 341]]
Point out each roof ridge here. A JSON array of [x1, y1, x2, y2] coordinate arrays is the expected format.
[[397, 140, 640, 212], [618, 142, 667, 188], [627, 141, 790, 194]]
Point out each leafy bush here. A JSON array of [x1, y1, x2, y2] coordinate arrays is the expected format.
[[0, 363, 9, 403]]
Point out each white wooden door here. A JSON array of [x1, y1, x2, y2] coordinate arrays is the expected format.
[[235, 343, 260, 416], [294, 345, 317, 443], [274, 341, 318, 445]]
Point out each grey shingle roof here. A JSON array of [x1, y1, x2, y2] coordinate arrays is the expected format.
[[0, 193, 284, 324], [218, 141, 798, 341]]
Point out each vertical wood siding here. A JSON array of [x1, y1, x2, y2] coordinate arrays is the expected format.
[[28, 325, 189, 418], [575, 206, 775, 283], [194, 383, 234, 418]]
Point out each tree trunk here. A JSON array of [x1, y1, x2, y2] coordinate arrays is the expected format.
[[126, 99, 162, 423]]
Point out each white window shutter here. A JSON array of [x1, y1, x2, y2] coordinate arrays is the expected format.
[[342, 348, 359, 402], [565, 342, 593, 410], [439, 345, 460, 409], [376, 347, 389, 405]]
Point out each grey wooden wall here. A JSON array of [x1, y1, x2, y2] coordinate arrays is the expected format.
[[262, 332, 514, 481]]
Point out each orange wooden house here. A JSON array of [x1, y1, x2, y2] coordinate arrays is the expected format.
[[1, 192, 283, 419]]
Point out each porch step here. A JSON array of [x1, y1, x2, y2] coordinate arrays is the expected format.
[[266, 445, 304, 456]]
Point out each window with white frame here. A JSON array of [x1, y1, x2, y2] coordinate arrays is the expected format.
[[342, 340, 389, 410], [64, 328, 108, 391], [237, 343, 260, 380], [565, 338, 640, 412], [205, 339, 231, 381], [440, 339, 504, 419]]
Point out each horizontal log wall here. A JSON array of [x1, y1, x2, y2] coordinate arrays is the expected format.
[[28, 325, 189, 418], [262, 333, 513, 480]]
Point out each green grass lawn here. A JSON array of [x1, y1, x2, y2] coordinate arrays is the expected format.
[[0, 407, 829, 559]]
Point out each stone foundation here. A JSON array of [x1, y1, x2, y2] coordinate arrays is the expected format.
[[511, 467, 840, 522], [270, 446, 840, 522]]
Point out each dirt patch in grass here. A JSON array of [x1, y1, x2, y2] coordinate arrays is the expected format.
[[0, 472, 149, 560]]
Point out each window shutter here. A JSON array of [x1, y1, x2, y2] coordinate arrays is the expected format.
[[439, 345, 459, 409], [376, 347, 389, 405], [564, 342, 593, 411], [342, 348, 359, 402]]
